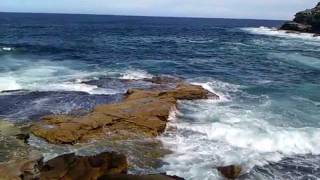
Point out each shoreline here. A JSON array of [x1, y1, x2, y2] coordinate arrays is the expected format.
[[0, 77, 222, 179]]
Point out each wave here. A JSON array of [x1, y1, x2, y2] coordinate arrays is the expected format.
[[119, 69, 153, 80], [160, 79, 320, 179], [35, 82, 120, 95], [0, 77, 21, 91], [1, 47, 14, 51], [270, 52, 320, 69], [242, 26, 320, 42], [188, 78, 242, 102], [0, 57, 157, 95]]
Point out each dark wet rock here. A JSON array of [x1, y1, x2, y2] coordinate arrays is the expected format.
[[98, 173, 184, 180], [280, 21, 312, 33], [0, 151, 128, 180], [217, 165, 242, 179], [40, 152, 127, 180], [31, 82, 216, 144], [15, 133, 30, 143], [280, 2, 320, 33]]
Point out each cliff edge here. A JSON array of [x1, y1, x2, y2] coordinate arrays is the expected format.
[[280, 2, 320, 34]]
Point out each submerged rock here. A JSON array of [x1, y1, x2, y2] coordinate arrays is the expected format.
[[280, 2, 320, 34], [31, 83, 215, 144], [144, 76, 182, 85], [217, 165, 242, 179]]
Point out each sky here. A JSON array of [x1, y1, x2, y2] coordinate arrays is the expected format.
[[0, 0, 318, 20]]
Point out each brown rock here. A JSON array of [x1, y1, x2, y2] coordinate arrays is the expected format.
[[40, 152, 127, 180], [217, 165, 242, 179], [0, 151, 128, 180], [31, 83, 215, 144]]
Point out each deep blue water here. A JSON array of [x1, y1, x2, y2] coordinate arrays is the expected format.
[[1, 13, 320, 179]]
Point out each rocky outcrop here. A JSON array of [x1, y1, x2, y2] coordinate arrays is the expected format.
[[217, 165, 242, 179], [0, 151, 128, 180], [2, 78, 216, 179], [280, 2, 320, 34], [31, 83, 215, 144]]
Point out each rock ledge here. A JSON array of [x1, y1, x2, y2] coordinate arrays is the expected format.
[[31, 82, 215, 144]]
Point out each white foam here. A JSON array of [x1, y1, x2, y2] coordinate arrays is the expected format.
[[39, 82, 119, 95], [120, 69, 153, 80], [0, 76, 21, 92], [175, 122, 320, 155], [1, 47, 13, 51], [190, 79, 241, 102], [242, 26, 320, 42], [160, 79, 320, 179], [0, 57, 119, 94]]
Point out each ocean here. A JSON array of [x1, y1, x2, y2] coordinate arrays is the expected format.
[[0, 12, 320, 179]]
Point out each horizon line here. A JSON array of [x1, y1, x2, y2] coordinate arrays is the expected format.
[[0, 11, 287, 21]]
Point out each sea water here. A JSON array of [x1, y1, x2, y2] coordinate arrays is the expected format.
[[0, 13, 319, 179]]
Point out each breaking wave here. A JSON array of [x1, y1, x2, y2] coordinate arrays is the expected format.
[[120, 69, 153, 80], [242, 26, 320, 42], [0, 57, 153, 94], [160, 79, 320, 179]]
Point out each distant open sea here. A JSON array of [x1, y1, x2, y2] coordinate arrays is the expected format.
[[1, 13, 320, 179]]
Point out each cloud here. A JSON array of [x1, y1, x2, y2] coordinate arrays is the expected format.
[[0, 0, 318, 20]]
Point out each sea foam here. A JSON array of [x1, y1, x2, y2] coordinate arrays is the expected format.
[[242, 26, 320, 41], [37, 83, 118, 95], [160, 79, 320, 179], [1, 47, 14, 51], [120, 69, 153, 80], [0, 57, 119, 94], [0, 77, 21, 92]]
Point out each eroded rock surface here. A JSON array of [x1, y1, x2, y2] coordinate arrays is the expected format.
[[31, 83, 215, 144], [280, 2, 320, 34]]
